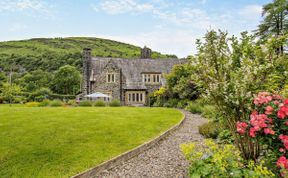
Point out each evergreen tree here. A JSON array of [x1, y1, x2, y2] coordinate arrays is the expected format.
[[255, 0, 288, 54]]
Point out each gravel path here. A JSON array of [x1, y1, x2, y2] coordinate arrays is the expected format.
[[94, 110, 207, 178]]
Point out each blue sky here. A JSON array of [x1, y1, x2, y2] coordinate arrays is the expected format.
[[0, 0, 271, 57]]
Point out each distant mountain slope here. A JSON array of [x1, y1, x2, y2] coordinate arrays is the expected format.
[[0, 37, 177, 72]]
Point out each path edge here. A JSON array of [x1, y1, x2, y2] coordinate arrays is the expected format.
[[71, 109, 187, 178]]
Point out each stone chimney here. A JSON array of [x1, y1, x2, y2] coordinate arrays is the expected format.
[[82, 48, 92, 95], [141, 46, 152, 59]]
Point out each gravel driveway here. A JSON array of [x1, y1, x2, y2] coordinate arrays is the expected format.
[[95, 110, 207, 178]]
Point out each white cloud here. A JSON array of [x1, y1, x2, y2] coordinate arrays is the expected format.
[[0, 0, 51, 14], [85, 2, 265, 57], [154, 8, 216, 30], [47, 30, 198, 58], [100, 30, 196, 58], [238, 5, 263, 20], [95, 0, 154, 15], [92, 0, 217, 30]]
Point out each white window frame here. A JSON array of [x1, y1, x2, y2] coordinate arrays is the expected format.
[[107, 73, 116, 83], [142, 73, 161, 84], [126, 91, 146, 104]]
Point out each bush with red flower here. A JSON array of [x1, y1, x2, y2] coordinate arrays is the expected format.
[[236, 92, 288, 177]]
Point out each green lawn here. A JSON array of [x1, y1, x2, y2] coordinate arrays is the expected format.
[[0, 106, 183, 178]]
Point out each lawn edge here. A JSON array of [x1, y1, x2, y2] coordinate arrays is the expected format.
[[71, 109, 186, 178]]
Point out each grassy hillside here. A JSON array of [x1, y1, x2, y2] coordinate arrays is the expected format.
[[0, 37, 177, 72]]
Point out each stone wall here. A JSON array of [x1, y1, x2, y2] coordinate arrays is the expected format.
[[82, 48, 92, 96], [141, 47, 152, 59], [91, 60, 122, 101]]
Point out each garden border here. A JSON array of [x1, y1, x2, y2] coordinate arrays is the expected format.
[[71, 109, 186, 178]]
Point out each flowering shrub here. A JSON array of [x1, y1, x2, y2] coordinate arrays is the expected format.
[[236, 92, 288, 177]]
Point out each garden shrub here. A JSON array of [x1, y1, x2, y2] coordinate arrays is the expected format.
[[166, 98, 179, 108], [79, 100, 93, 107], [217, 129, 234, 144], [191, 30, 287, 161], [66, 99, 77, 106], [185, 101, 203, 114], [50, 100, 63, 107], [201, 105, 217, 120], [281, 84, 288, 98], [152, 102, 161, 107], [38, 99, 50, 107], [14, 96, 25, 104], [25, 102, 40, 107], [176, 99, 189, 109], [50, 94, 76, 100], [28, 88, 52, 102], [235, 92, 288, 177], [181, 139, 275, 178], [198, 121, 222, 139], [94, 100, 106, 107], [148, 93, 157, 107], [109, 100, 121, 107]]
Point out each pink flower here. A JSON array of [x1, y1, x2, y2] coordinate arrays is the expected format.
[[250, 128, 256, 138], [250, 114, 268, 131], [236, 121, 248, 135], [273, 94, 282, 100], [274, 101, 280, 105], [278, 106, 288, 119], [277, 156, 288, 169], [264, 128, 275, 135], [267, 96, 273, 102], [253, 93, 273, 106], [280, 148, 286, 153], [285, 122, 288, 126], [265, 106, 274, 115], [279, 135, 288, 140], [279, 135, 288, 150], [251, 110, 258, 115], [266, 118, 273, 124], [284, 99, 288, 105]]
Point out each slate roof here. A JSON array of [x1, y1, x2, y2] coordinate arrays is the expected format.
[[91, 57, 187, 89]]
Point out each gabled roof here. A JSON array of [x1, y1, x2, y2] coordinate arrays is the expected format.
[[91, 57, 187, 89]]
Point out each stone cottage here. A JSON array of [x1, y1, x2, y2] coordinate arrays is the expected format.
[[81, 47, 187, 105]]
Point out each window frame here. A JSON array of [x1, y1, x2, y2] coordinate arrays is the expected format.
[[142, 73, 161, 84], [106, 73, 116, 83]]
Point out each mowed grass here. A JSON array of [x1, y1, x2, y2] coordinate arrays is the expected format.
[[0, 106, 183, 178]]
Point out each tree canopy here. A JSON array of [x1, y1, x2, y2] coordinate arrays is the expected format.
[[256, 0, 288, 54], [52, 65, 81, 95]]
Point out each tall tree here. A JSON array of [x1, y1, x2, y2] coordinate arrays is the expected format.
[[256, 0, 288, 54], [52, 65, 81, 95], [166, 64, 198, 100], [0, 83, 22, 104]]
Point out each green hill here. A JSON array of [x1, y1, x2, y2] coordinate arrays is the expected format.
[[0, 37, 177, 72]]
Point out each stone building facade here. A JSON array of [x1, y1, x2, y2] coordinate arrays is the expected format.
[[81, 48, 187, 105]]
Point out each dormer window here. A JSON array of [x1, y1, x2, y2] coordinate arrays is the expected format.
[[142, 73, 161, 84], [107, 73, 115, 83]]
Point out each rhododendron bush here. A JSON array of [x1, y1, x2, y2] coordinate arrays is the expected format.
[[236, 92, 288, 177]]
